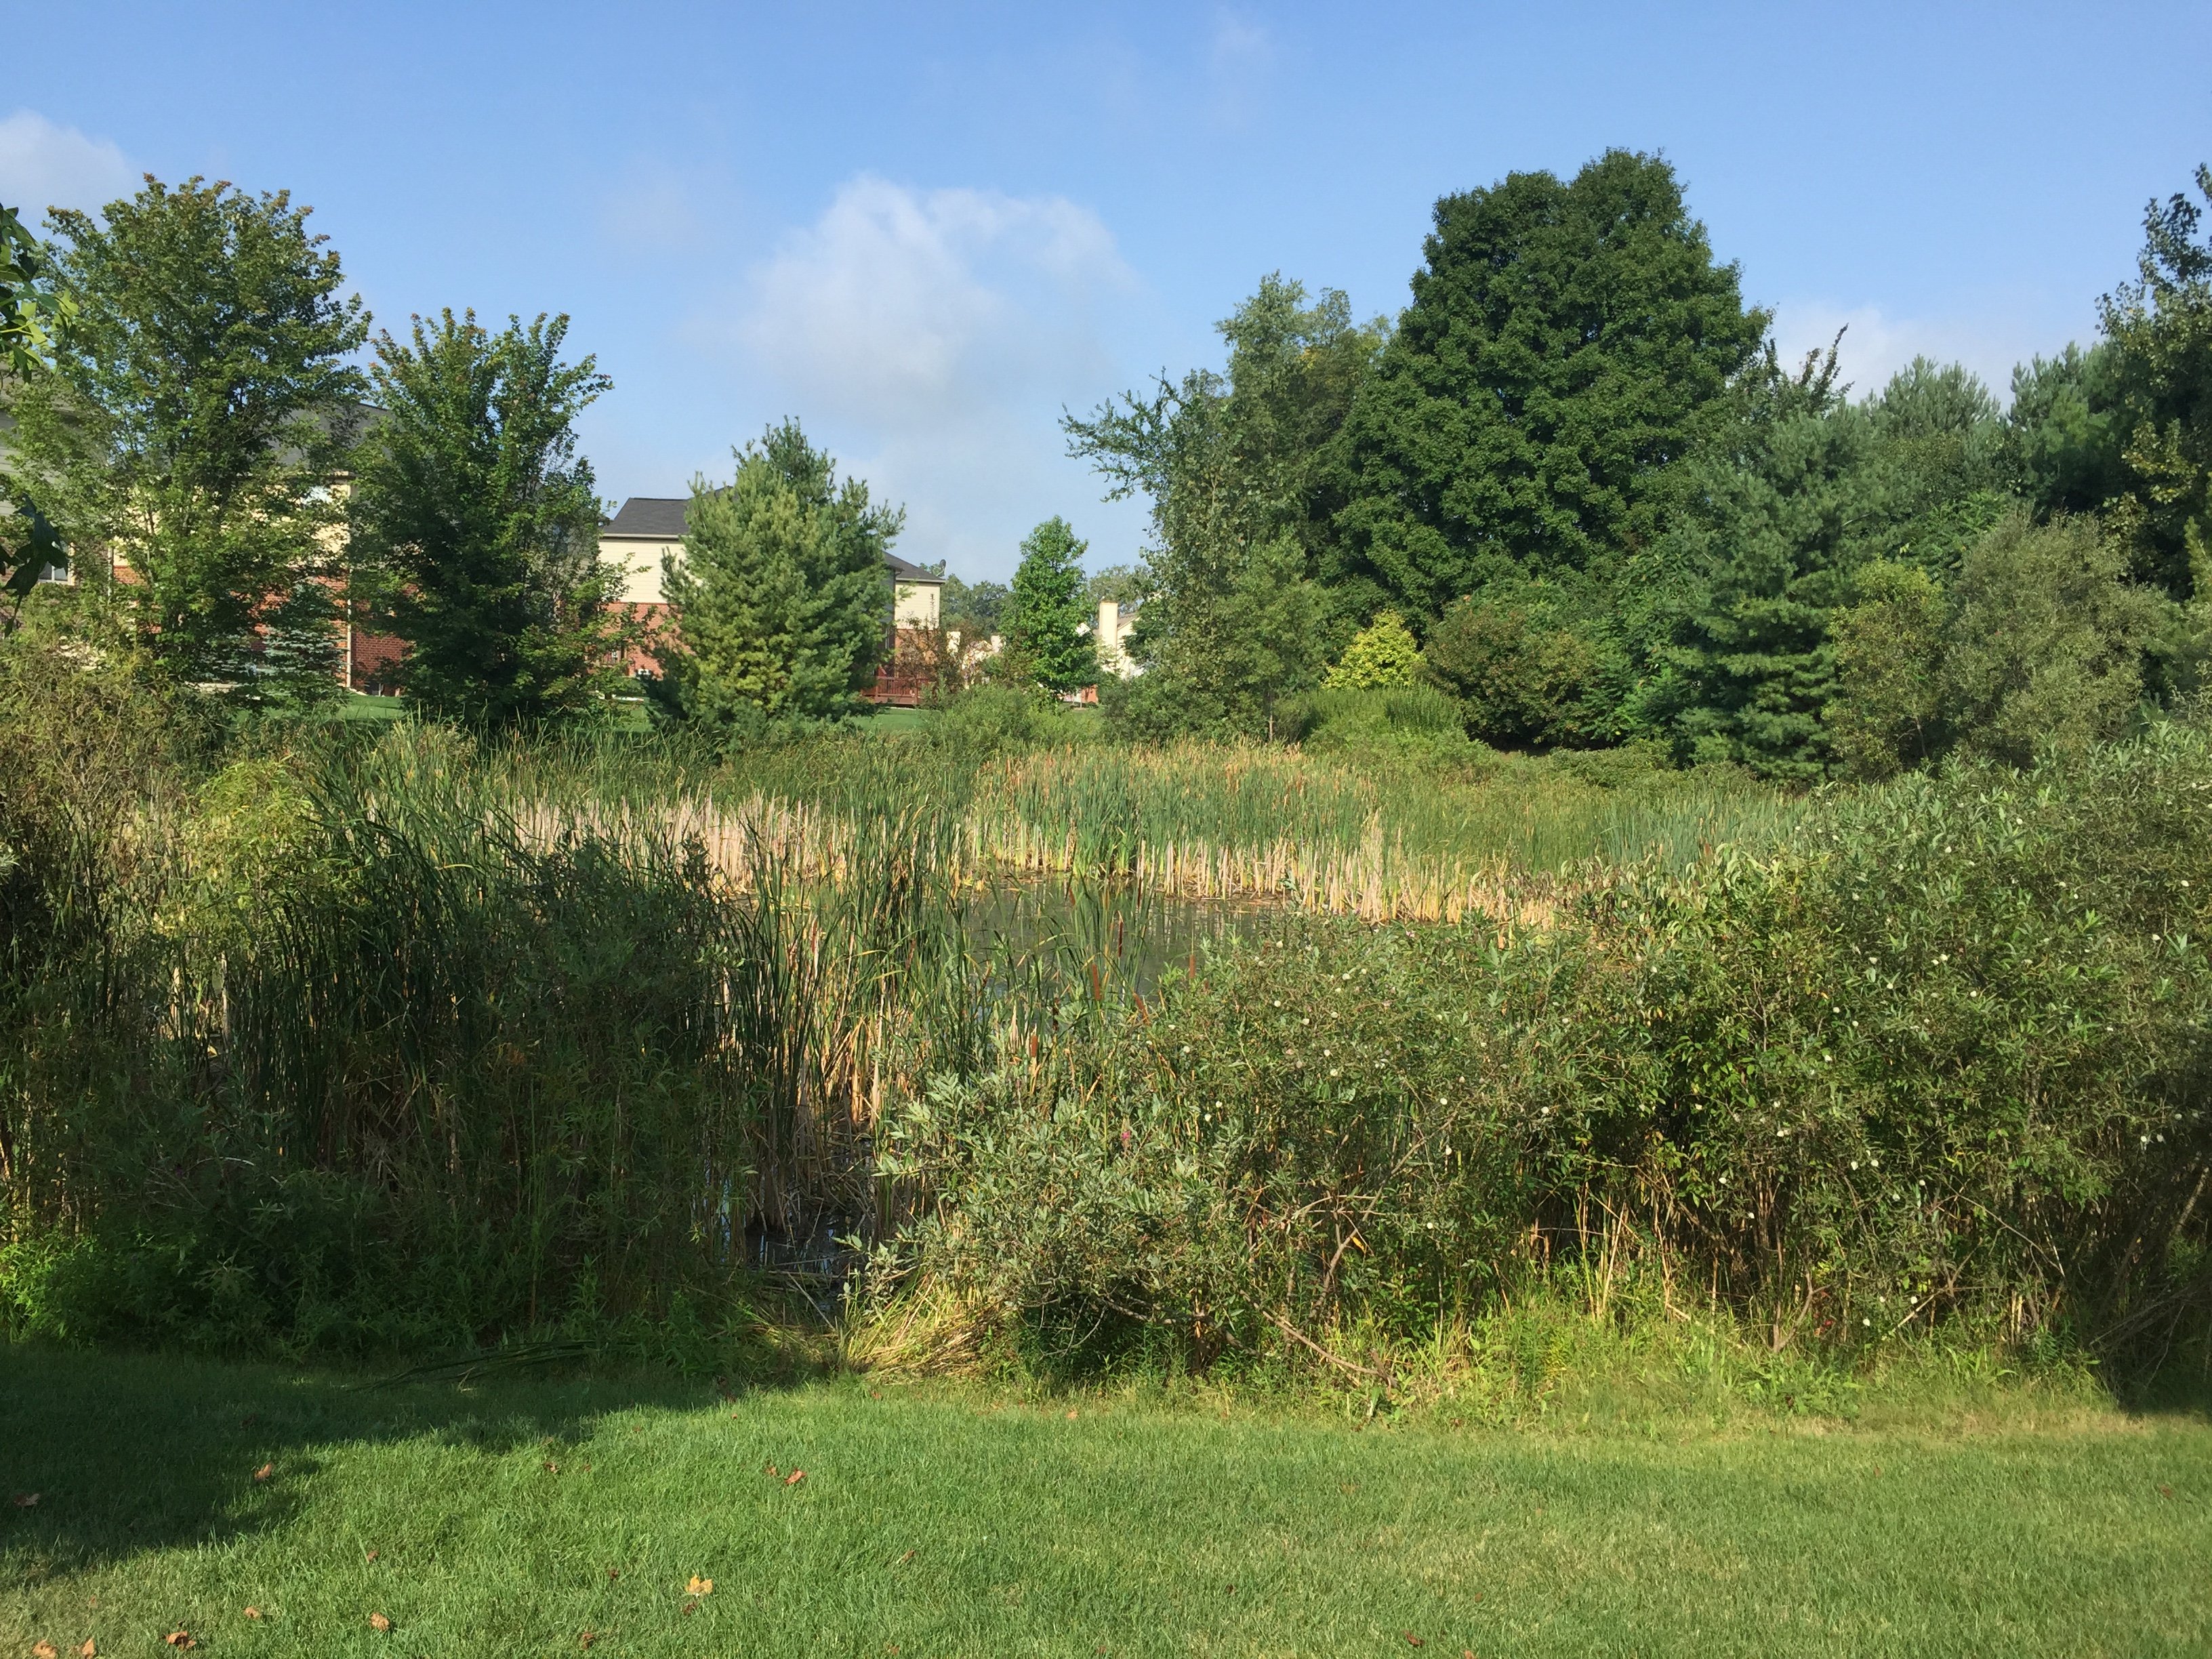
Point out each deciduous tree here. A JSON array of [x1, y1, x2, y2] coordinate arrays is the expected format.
[[1066, 274, 1378, 734], [0, 177, 368, 698], [1002, 517, 1096, 693], [350, 310, 628, 725], [2100, 163, 2212, 598]]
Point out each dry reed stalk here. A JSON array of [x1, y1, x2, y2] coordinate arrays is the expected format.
[[517, 790, 1565, 930]]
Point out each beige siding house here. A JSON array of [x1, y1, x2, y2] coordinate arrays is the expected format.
[[597, 496, 944, 625]]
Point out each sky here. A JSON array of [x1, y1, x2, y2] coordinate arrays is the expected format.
[[6, 1, 2210, 581]]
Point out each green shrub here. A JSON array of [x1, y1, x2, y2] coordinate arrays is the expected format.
[[1322, 611, 1422, 689], [1282, 684, 1481, 759], [888, 721, 2212, 1372], [1422, 592, 1609, 748]]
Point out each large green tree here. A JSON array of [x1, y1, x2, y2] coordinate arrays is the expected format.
[[1326, 150, 1766, 625], [350, 310, 628, 725], [1065, 274, 1379, 735], [1656, 348, 2011, 778], [1002, 516, 1095, 693], [0, 177, 369, 695], [2099, 163, 2212, 598], [657, 421, 899, 725]]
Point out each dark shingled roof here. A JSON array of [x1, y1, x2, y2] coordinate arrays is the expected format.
[[600, 496, 691, 539], [600, 496, 943, 583]]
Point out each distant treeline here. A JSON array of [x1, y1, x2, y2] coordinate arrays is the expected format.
[[1067, 153, 2212, 779]]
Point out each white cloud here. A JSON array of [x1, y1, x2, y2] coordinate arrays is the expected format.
[[1769, 299, 2074, 407], [1208, 11, 1275, 127], [0, 109, 135, 219], [727, 175, 1147, 577]]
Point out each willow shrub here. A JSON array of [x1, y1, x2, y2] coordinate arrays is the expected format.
[[885, 723, 2212, 1374]]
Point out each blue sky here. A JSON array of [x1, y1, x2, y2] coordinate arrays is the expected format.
[[6, 1, 2209, 579]]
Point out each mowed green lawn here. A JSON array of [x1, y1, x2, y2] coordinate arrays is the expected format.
[[3, 1347, 2207, 1658]]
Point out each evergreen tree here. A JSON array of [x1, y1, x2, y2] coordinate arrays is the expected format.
[[657, 422, 899, 726], [2001, 344, 2131, 520], [1327, 151, 1765, 624], [1003, 516, 1096, 693], [0, 177, 368, 698], [350, 310, 628, 725], [1657, 347, 2010, 778]]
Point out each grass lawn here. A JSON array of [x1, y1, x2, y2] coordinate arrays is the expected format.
[[3, 1347, 2207, 1658]]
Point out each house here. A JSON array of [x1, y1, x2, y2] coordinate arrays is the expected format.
[[1094, 596, 1142, 679], [598, 496, 944, 626]]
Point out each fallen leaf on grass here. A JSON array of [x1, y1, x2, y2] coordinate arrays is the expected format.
[[365, 1549, 379, 1562], [369, 1611, 392, 1633], [2159, 1483, 2176, 1498], [680, 1601, 698, 1617], [763, 1462, 778, 1477], [687, 1576, 714, 1597], [33, 1640, 58, 1658], [1065, 1408, 1078, 1420], [895, 1549, 916, 1566], [783, 1470, 806, 1487], [12, 1492, 39, 1507], [243, 1607, 262, 1619], [163, 1635, 194, 1650], [1402, 1636, 1424, 1647], [253, 1463, 273, 1482], [606, 1568, 619, 1582], [579, 1633, 598, 1650], [79, 1641, 96, 1657]]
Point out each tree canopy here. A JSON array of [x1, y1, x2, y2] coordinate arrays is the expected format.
[[0, 176, 368, 698], [1326, 150, 1767, 625], [1065, 274, 1378, 735], [1003, 517, 1095, 693], [350, 310, 628, 725]]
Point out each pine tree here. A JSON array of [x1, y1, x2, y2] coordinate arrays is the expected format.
[[658, 422, 899, 725]]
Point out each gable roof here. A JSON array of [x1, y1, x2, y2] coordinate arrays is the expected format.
[[600, 496, 690, 539], [600, 495, 944, 586]]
